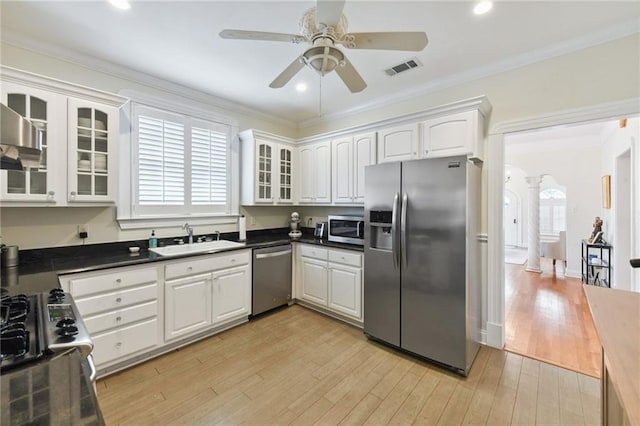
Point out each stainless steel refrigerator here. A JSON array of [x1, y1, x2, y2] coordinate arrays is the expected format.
[[364, 155, 481, 376]]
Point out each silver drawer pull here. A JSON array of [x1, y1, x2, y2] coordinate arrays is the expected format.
[[116, 342, 122, 348], [231, 259, 236, 263], [187, 266, 193, 271], [116, 316, 122, 322], [116, 278, 122, 283], [116, 297, 122, 303]]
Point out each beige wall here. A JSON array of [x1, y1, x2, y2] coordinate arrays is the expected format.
[[1, 34, 639, 250], [297, 34, 640, 138]]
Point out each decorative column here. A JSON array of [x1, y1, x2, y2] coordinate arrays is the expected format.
[[525, 175, 543, 273]]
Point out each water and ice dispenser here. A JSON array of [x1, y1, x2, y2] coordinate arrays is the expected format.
[[368, 210, 393, 250]]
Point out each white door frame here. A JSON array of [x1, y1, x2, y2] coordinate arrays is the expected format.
[[614, 149, 632, 290], [485, 97, 640, 349]]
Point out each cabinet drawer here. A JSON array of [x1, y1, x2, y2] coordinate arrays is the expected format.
[[83, 300, 158, 334], [75, 283, 158, 316], [165, 250, 251, 280], [300, 245, 328, 260], [68, 267, 158, 297], [328, 250, 362, 267], [91, 318, 159, 366]]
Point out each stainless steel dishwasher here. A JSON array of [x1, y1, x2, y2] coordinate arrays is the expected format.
[[252, 244, 292, 315]]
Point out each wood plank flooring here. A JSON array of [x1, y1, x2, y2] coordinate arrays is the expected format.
[[504, 258, 602, 378], [97, 305, 600, 425]]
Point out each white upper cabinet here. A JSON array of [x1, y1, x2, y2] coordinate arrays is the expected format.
[[298, 141, 331, 204], [1, 83, 65, 204], [377, 123, 419, 163], [421, 109, 485, 161], [67, 98, 119, 203], [0, 67, 126, 206], [240, 129, 296, 205], [332, 132, 376, 204]]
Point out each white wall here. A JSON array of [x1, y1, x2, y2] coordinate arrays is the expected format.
[[601, 117, 640, 291], [505, 143, 603, 277]]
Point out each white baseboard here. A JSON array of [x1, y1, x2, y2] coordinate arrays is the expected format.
[[565, 268, 581, 279], [485, 322, 504, 349], [480, 328, 487, 345]]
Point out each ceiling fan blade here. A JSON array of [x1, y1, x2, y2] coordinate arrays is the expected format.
[[341, 32, 429, 51], [335, 55, 366, 93], [316, 0, 345, 27], [269, 56, 305, 88], [219, 29, 306, 44]]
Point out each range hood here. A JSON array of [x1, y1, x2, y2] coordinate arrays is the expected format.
[[1, 103, 43, 170]]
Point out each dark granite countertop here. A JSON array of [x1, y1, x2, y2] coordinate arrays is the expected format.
[[1, 228, 362, 296], [1, 348, 104, 426]]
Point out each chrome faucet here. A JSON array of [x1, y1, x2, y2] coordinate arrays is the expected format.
[[183, 222, 194, 244], [214, 230, 220, 241]]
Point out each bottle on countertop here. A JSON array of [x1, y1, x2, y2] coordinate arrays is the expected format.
[[149, 230, 158, 248]]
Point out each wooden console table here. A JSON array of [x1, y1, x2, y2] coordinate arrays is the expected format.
[[584, 285, 639, 425]]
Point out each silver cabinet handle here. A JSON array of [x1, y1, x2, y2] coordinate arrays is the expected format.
[[255, 249, 292, 259], [391, 192, 399, 270], [115, 278, 122, 283], [115, 297, 122, 303], [401, 192, 408, 269], [116, 316, 122, 322]]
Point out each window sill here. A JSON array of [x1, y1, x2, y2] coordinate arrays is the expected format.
[[117, 214, 239, 230]]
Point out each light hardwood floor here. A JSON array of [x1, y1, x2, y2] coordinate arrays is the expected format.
[[97, 305, 600, 425], [504, 258, 602, 378]]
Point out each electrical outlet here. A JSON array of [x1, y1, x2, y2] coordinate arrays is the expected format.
[[77, 224, 89, 239]]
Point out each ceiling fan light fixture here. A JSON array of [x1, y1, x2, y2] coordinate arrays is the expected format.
[[302, 45, 344, 75]]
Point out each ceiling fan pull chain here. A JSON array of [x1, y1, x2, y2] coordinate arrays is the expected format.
[[318, 74, 323, 117]]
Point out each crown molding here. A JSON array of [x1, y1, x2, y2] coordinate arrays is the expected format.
[[1, 31, 297, 129], [0, 65, 127, 106], [296, 18, 640, 129], [491, 97, 640, 135]]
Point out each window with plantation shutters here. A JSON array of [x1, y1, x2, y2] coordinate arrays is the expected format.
[[138, 115, 185, 205], [129, 104, 234, 220]]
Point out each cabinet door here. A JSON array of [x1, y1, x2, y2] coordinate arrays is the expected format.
[[67, 98, 118, 203], [276, 145, 294, 204], [212, 264, 251, 325], [301, 257, 328, 306], [331, 137, 353, 204], [377, 123, 419, 163], [0, 83, 64, 203], [255, 140, 275, 203], [353, 132, 376, 203], [313, 142, 331, 203], [298, 145, 315, 203], [165, 273, 212, 341], [328, 263, 362, 320], [422, 110, 478, 159]]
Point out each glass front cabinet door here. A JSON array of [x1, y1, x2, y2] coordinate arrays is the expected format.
[[67, 98, 118, 203], [0, 84, 63, 203], [255, 141, 274, 203], [277, 146, 293, 203]]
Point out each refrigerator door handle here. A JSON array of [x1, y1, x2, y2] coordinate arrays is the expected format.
[[392, 192, 400, 270], [401, 192, 408, 269]]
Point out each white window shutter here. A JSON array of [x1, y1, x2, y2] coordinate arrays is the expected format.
[[138, 115, 185, 205], [192, 126, 228, 206]]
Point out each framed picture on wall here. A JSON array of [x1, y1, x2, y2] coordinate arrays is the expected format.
[[602, 175, 611, 209]]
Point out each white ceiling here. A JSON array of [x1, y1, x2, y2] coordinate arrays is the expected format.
[[1, 1, 639, 126]]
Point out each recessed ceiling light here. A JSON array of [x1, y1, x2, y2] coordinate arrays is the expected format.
[[295, 83, 307, 92], [109, 0, 131, 10], [473, 1, 493, 15]]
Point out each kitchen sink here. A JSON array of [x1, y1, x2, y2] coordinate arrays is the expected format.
[[149, 240, 245, 257]]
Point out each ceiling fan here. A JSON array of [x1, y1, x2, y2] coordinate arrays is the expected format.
[[219, 0, 428, 93]]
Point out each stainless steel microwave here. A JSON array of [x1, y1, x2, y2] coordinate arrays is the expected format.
[[328, 215, 365, 245]]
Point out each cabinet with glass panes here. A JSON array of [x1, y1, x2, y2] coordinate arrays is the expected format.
[[0, 68, 126, 206], [239, 129, 296, 205]]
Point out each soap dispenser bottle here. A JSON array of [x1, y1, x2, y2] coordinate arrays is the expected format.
[[149, 230, 158, 248]]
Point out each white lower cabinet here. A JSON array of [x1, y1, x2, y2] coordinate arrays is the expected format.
[[297, 244, 363, 322], [165, 273, 213, 340], [59, 249, 252, 375], [164, 250, 251, 341], [328, 263, 361, 319], [212, 264, 251, 324], [301, 257, 328, 306], [59, 265, 161, 370]]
